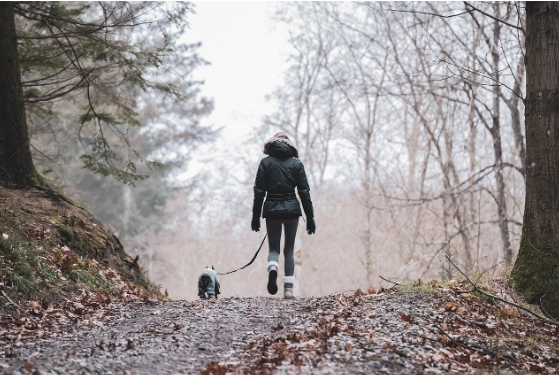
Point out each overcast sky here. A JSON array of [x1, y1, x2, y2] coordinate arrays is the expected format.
[[184, 2, 287, 144]]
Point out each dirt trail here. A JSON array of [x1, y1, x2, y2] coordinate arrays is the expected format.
[[1, 288, 558, 374]]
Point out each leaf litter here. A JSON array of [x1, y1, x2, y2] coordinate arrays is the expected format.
[[0, 280, 557, 374]]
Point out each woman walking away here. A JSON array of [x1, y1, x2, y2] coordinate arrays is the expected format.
[[252, 132, 316, 299]]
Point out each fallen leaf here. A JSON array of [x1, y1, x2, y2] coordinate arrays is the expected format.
[[470, 355, 490, 368], [383, 343, 397, 353], [200, 361, 225, 375], [354, 289, 365, 297], [401, 313, 415, 324], [444, 302, 457, 312], [329, 324, 340, 336], [28, 301, 40, 310]]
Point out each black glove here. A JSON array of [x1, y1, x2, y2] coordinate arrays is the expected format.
[[251, 216, 260, 232], [307, 217, 316, 235]]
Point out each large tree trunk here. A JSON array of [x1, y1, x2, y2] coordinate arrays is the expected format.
[[511, 2, 559, 317], [0, 3, 43, 187]]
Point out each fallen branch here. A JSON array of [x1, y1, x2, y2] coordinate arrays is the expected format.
[[379, 275, 400, 286], [435, 325, 489, 355], [408, 332, 440, 343], [0, 289, 21, 312], [410, 328, 489, 357], [436, 324, 520, 368], [444, 254, 558, 325], [469, 294, 539, 323], [455, 289, 475, 294], [539, 294, 557, 321]]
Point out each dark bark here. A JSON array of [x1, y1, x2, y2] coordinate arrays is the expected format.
[[0, 3, 43, 187], [511, 2, 559, 318]]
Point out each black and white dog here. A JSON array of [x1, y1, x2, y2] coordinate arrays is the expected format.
[[198, 266, 220, 299]]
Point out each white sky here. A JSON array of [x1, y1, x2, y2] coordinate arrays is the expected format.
[[183, 2, 288, 147]]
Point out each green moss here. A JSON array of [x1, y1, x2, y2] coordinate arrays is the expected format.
[[0, 238, 10, 255], [58, 226, 98, 255], [8, 244, 39, 296], [395, 279, 465, 293], [37, 258, 59, 284], [0, 186, 162, 302], [66, 259, 114, 293], [397, 284, 438, 293], [471, 290, 496, 305], [511, 233, 559, 319], [58, 226, 74, 241]]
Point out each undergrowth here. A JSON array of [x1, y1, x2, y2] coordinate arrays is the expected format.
[[0, 186, 161, 304], [0, 235, 116, 297], [391, 268, 549, 325], [396, 278, 458, 293], [67, 259, 114, 293], [1, 236, 39, 295]]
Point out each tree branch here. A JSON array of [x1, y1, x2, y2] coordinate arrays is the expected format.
[[463, 1, 525, 34], [444, 254, 558, 325]]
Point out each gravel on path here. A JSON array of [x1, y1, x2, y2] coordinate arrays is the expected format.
[[1, 288, 557, 374]]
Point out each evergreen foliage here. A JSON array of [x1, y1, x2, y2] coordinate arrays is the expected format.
[[13, 1, 213, 185]]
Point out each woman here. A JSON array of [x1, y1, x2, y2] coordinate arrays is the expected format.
[[252, 132, 316, 299]]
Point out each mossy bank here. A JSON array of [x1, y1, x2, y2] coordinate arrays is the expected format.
[[0, 185, 161, 307]]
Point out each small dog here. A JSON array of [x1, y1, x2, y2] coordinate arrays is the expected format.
[[198, 266, 221, 299]]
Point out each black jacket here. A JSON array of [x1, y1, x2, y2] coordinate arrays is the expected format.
[[252, 141, 314, 220]]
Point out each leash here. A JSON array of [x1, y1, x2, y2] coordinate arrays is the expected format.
[[217, 233, 268, 276]]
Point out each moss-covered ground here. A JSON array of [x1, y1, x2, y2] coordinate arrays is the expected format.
[[0, 185, 162, 307]]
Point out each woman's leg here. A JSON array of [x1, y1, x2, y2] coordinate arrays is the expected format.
[[266, 218, 282, 295], [266, 218, 282, 269], [282, 217, 299, 280]]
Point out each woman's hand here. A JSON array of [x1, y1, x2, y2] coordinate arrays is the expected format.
[[251, 216, 260, 232], [307, 217, 316, 235]]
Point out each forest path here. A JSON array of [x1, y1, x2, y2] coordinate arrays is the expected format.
[[1, 288, 557, 375]]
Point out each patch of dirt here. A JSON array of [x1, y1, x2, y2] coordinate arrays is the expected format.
[[0, 286, 557, 374], [0, 186, 161, 307]]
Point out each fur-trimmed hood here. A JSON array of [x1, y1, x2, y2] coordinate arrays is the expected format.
[[263, 132, 299, 159]]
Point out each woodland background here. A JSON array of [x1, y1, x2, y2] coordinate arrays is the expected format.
[[27, 2, 526, 300]]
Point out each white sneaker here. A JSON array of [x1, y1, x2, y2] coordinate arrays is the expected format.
[[284, 284, 294, 299]]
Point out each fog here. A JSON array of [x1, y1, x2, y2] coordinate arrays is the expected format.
[[35, 2, 525, 300]]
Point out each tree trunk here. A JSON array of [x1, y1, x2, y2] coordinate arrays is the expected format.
[[0, 3, 43, 187], [363, 129, 374, 288], [511, 2, 559, 318], [489, 6, 513, 265], [506, 52, 527, 179]]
